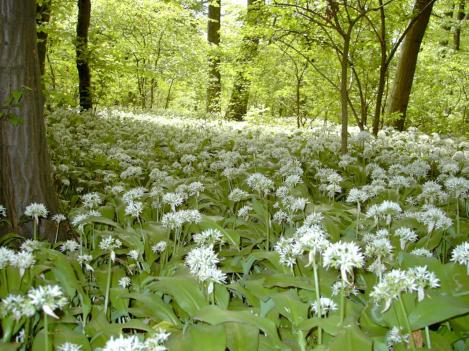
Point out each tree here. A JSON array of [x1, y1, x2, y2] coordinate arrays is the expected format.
[[206, 0, 221, 113], [0, 0, 59, 237], [37, 0, 52, 76], [386, 0, 435, 131], [225, 0, 262, 121], [76, 0, 93, 111], [453, 0, 465, 50]]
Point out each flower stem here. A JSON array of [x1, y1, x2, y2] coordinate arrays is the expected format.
[[44, 313, 49, 351], [312, 260, 323, 344], [425, 326, 432, 349], [340, 281, 346, 324], [398, 295, 415, 350], [456, 198, 460, 236], [54, 224, 60, 244], [104, 257, 112, 320], [33, 219, 38, 241]]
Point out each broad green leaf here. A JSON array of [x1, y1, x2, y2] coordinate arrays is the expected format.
[[190, 324, 226, 351]]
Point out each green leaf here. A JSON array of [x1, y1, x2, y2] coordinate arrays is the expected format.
[[328, 325, 372, 351], [225, 322, 259, 351], [190, 324, 226, 351], [124, 293, 181, 326]]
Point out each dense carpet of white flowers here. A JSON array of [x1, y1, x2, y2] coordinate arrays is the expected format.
[[0, 109, 468, 350]]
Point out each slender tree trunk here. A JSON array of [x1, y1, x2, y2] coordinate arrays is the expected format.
[[225, 0, 261, 121], [36, 0, 51, 76], [453, 0, 465, 50], [76, 0, 92, 111], [387, 0, 434, 131], [0, 0, 59, 238], [206, 0, 221, 114], [165, 79, 175, 109], [372, 1, 387, 135], [340, 34, 351, 154]]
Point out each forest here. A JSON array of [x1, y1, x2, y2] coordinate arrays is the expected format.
[[0, 0, 468, 350]]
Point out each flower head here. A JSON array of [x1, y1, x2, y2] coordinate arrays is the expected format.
[[24, 203, 48, 221]]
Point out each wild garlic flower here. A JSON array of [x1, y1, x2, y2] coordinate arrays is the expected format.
[[346, 188, 370, 205], [102, 335, 145, 351], [410, 248, 433, 258], [451, 242, 469, 274], [311, 297, 338, 317], [57, 342, 82, 351], [0, 294, 36, 320], [77, 254, 94, 272], [193, 229, 223, 247], [188, 182, 204, 197], [11, 250, 35, 277], [99, 236, 122, 262], [284, 174, 302, 188], [144, 329, 171, 350], [125, 201, 144, 218], [28, 285, 67, 318], [237, 205, 253, 220], [152, 241, 167, 253], [414, 205, 452, 233], [185, 246, 226, 293], [297, 225, 329, 265], [60, 240, 80, 253], [303, 212, 324, 227], [274, 236, 303, 268], [20, 239, 41, 252], [81, 192, 102, 209], [246, 173, 274, 195], [272, 210, 292, 224], [52, 214, 67, 223], [128, 250, 140, 260], [0, 205, 6, 217], [386, 326, 410, 349], [24, 203, 48, 221], [323, 241, 364, 284], [366, 201, 402, 226], [284, 196, 309, 213], [370, 269, 414, 312], [394, 227, 418, 250], [119, 276, 132, 289], [161, 209, 201, 230], [445, 177, 469, 198], [120, 166, 143, 179], [228, 188, 250, 202], [162, 192, 186, 212], [0, 247, 15, 269], [417, 181, 447, 204], [408, 266, 440, 301], [122, 187, 147, 203]]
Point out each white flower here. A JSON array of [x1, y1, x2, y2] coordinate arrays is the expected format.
[[0, 205, 6, 218], [394, 227, 418, 250], [128, 250, 140, 260], [120, 166, 143, 179], [228, 188, 250, 202], [119, 276, 131, 289], [28, 285, 67, 318], [162, 192, 186, 211], [386, 326, 410, 349], [125, 201, 143, 218], [188, 182, 204, 197], [323, 241, 364, 284], [410, 248, 433, 258], [272, 210, 292, 224], [122, 187, 146, 203], [451, 242, 469, 274], [102, 335, 145, 351], [246, 173, 274, 195], [193, 229, 223, 247], [274, 236, 303, 268], [60, 240, 80, 253], [52, 214, 67, 223], [445, 177, 469, 198], [0, 294, 36, 320], [0, 247, 15, 269], [24, 203, 48, 220], [57, 343, 82, 351], [346, 188, 370, 204], [77, 254, 94, 271], [11, 250, 35, 277], [311, 297, 338, 316], [99, 236, 122, 262], [81, 192, 102, 209], [370, 269, 414, 312], [414, 205, 452, 233], [144, 329, 170, 350], [152, 241, 167, 253], [185, 246, 226, 290], [237, 205, 252, 220], [408, 266, 440, 301], [20, 239, 41, 252]]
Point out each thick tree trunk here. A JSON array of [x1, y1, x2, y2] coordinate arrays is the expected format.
[[386, 0, 434, 131], [36, 0, 51, 76], [453, 0, 465, 50], [76, 0, 92, 111], [0, 0, 59, 238], [206, 0, 221, 114], [225, 0, 261, 121]]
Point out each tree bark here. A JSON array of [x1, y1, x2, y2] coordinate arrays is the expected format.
[[76, 0, 92, 111], [225, 0, 261, 121], [36, 0, 51, 76], [340, 33, 351, 154], [0, 0, 59, 238], [453, 0, 465, 50], [386, 0, 434, 131], [206, 0, 221, 114]]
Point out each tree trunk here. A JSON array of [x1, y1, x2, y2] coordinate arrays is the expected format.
[[340, 34, 350, 154], [386, 0, 434, 131], [225, 0, 261, 121], [0, 0, 59, 238], [206, 0, 221, 114], [372, 0, 387, 135], [36, 0, 51, 76], [453, 0, 465, 50], [76, 0, 92, 111]]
